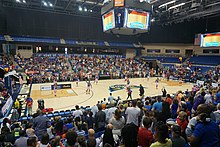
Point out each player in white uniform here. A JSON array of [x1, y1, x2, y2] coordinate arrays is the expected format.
[[94, 74, 99, 84]]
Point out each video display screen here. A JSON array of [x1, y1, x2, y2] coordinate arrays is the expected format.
[[124, 8, 150, 30], [102, 10, 115, 31], [201, 32, 220, 47]]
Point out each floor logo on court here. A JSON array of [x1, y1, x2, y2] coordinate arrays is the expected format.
[[109, 84, 143, 92]]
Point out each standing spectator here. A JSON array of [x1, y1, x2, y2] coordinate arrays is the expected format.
[[33, 110, 50, 140], [86, 111, 95, 129], [138, 117, 154, 147], [152, 96, 163, 113], [27, 137, 38, 147], [109, 109, 125, 136], [171, 98, 179, 118], [192, 92, 206, 113], [162, 87, 167, 97], [106, 104, 117, 122], [72, 105, 83, 120], [95, 105, 106, 132], [214, 88, 220, 105], [39, 133, 50, 147], [121, 122, 139, 147], [103, 126, 115, 147], [108, 93, 114, 104], [87, 138, 97, 147], [171, 125, 186, 147], [26, 95, 33, 116], [165, 94, 173, 106], [14, 130, 28, 147], [91, 104, 98, 117], [125, 100, 140, 126], [14, 99, 21, 117]]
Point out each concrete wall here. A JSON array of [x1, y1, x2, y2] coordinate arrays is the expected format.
[[126, 49, 136, 58], [16, 45, 33, 58]]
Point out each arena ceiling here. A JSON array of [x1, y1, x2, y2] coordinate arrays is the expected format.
[[1, 0, 220, 24]]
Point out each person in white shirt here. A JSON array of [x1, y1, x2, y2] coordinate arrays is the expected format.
[[125, 100, 140, 126], [73, 105, 83, 119]]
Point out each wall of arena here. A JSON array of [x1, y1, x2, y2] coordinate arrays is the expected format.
[[142, 43, 220, 56]]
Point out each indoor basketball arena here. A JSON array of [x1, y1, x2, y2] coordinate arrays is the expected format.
[[0, 0, 220, 146]]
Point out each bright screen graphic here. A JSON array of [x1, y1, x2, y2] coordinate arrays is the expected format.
[[124, 9, 150, 30], [102, 10, 115, 32], [201, 33, 220, 47]]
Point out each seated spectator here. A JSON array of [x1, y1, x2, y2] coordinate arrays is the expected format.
[[76, 123, 86, 136], [64, 130, 78, 147], [64, 117, 74, 130], [50, 136, 64, 147], [171, 125, 186, 147], [150, 122, 172, 147], [213, 103, 220, 124], [188, 113, 220, 146], [138, 117, 153, 147], [176, 111, 188, 138]]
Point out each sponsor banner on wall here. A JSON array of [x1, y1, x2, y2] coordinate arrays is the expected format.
[[196, 80, 204, 86], [40, 85, 52, 91], [212, 83, 219, 88], [109, 84, 144, 92], [2, 96, 13, 115], [51, 84, 72, 90]]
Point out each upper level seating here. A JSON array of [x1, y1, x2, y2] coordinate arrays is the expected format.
[[143, 56, 185, 63], [189, 55, 220, 65], [11, 36, 60, 44]]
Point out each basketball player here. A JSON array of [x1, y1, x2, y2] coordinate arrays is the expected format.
[[75, 75, 79, 87], [155, 78, 159, 90], [94, 74, 99, 84], [54, 78, 57, 96], [86, 80, 92, 94]]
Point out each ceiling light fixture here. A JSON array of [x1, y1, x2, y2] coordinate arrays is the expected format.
[[168, 2, 185, 10], [159, 0, 176, 8]]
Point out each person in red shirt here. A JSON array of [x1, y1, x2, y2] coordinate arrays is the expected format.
[[176, 111, 188, 138], [138, 117, 154, 147], [165, 94, 173, 106]]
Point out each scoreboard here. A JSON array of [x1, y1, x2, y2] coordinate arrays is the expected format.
[[101, 0, 152, 35]]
